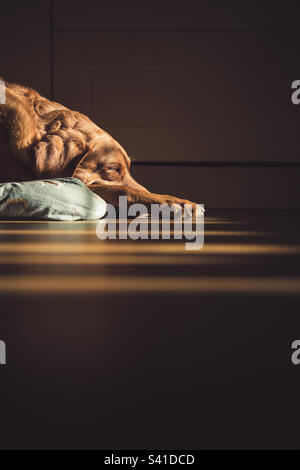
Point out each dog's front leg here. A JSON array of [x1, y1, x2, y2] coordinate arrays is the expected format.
[[88, 182, 142, 207], [88, 182, 197, 215]]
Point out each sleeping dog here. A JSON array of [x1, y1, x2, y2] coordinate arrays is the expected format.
[[0, 78, 196, 211]]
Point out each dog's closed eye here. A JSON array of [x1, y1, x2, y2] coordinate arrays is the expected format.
[[98, 163, 122, 181], [106, 164, 120, 173], [96, 162, 119, 172]]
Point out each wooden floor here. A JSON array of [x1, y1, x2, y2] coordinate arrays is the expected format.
[[0, 209, 300, 449], [0, 209, 300, 294]]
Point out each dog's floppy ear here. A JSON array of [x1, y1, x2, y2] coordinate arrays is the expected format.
[[33, 135, 65, 178], [71, 148, 92, 178], [72, 150, 90, 178]]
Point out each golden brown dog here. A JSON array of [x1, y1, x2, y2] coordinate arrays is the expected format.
[[0, 79, 196, 210]]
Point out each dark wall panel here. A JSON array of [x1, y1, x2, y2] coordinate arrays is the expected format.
[[52, 1, 300, 207], [95, 125, 300, 164], [53, 31, 300, 163], [131, 166, 300, 208], [0, 0, 51, 97], [53, 0, 300, 31]]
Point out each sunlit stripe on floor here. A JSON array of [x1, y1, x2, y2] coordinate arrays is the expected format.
[[0, 254, 238, 265], [0, 218, 241, 225], [0, 242, 297, 255], [0, 230, 268, 236], [0, 275, 299, 294]]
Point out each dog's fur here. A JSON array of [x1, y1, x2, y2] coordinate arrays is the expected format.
[[0, 79, 195, 210]]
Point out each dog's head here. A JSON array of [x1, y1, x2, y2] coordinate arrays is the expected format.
[[72, 133, 147, 192]]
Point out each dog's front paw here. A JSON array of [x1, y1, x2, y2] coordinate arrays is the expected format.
[[154, 195, 203, 218]]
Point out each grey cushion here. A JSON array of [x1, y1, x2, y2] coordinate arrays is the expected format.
[[0, 177, 107, 220]]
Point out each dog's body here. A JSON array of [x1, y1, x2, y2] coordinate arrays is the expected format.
[[0, 79, 195, 210]]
